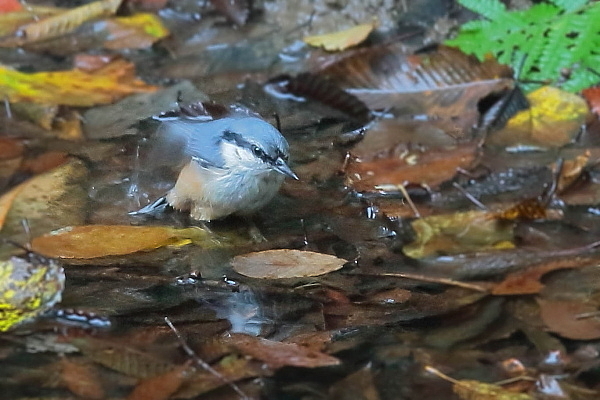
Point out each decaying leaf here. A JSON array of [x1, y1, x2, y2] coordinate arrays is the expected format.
[[60, 357, 105, 400], [319, 44, 514, 136], [30, 225, 213, 259], [231, 249, 347, 279], [0, 159, 89, 240], [127, 362, 193, 400], [403, 210, 515, 259], [494, 198, 548, 221], [493, 257, 598, 295], [582, 86, 600, 116], [304, 21, 376, 51], [489, 86, 589, 148], [223, 333, 340, 369], [0, 254, 65, 332], [0, 58, 157, 106], [344, 142, 479, 193], [538, 298, 600, 340], [0, 0, 122, 47], [554, 151, 590, 193], [102, 13, 169, 50]]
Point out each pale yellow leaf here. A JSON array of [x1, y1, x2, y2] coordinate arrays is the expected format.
[[303, 22, 376, 51]]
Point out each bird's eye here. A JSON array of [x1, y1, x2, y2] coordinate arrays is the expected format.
[[251, 145, 263, 157]]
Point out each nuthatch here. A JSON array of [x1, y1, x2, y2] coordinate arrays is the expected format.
[[133, 115, 297, 221]]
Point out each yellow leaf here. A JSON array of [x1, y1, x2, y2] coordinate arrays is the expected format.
[[0, 0, 122, 47], [303, 22, 376, 51], [454, 380, 534, 400], [30, 225, 214, 259], [0, 59, 158, 106], [490, 86, 588, 148], [103, 13, 170, 50], [403, 210, 515, 259]]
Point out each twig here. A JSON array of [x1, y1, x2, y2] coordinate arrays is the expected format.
[[371, 272, 491, 292], [164, 317, 249, 400]]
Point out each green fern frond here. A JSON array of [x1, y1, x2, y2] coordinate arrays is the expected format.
[[446, 0, 600, 92]]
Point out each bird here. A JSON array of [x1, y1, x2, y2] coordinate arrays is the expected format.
[[132, 115, 298, 221]]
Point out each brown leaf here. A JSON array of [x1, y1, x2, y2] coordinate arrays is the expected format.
[[581, 86, 600, 116], [554, 151, 590, 193], [320, 44, 513, 136], [538, 298, 600, 340], [492, 257, 597, 295], [223, 333, 340, 369], [231, 249, 347, 279], [60, 357, 105, 399], [0, 138, 24, 160], [495, 198, 548, 221], [128, 363, 193, 400], [454, 380, 534, 400], [344, 142, 479, 192], [30, 225, 211, 259]]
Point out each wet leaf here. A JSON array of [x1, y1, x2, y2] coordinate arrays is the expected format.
[[0, 0, 122, 47], [345, 142, 479, 193], [0, 159, 89, 239], [231, 249, 347, 279], [0, 138, 24, 160], [102, 13, 169, 50], [304, 22, 376, 51], [403, 210, 515, 259], [60, 357, 105, 399], [495, 198, 548, 221], [223, 333, 340, 368], [30, 225, 213, 259], [538, 298, 600, 340], [127, 362, 193, 400], [0, 0, 22, 13], [555, 151, 590, 193], [493, 257, 598, 295], [0, 254, 65, 332], [320, 44, 513, 136], [0, 58, 158, 106], [454, 380, 534, 400], [582, 86, 600, 116], [71, 337, 176, 379], [489, 86, 589, 148]]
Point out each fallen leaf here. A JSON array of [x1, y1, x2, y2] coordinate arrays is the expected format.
[[60, 358, 105, 399], [21, 151, 69, 175], [582, 86, 600, 116], [538, 298, 600, 340], [403, 210, 515, 259], [492, 257, 597, 295], [223, 333, 340, 369], [554, 151, 590, 193], [0, 159, 89, 239], [489, 86, 589, 148], [454, 379, 534, 400], [0, 254, 65, 332], [231, 249, 347, 279], [30, 225, 212, 259], [102, 13, 169, 50], [495, 198, 548, 221], [304, 22, 376, 51], [0, 0, 23, 13], [127, 363, 193, 400], [344, 142, 479, 192], [0, 58, 158, 106], [0, 138, 24, 160], [0, 0, 122, 47]]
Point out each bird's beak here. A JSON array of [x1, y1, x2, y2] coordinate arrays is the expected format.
[[273, 157, 299, 180]]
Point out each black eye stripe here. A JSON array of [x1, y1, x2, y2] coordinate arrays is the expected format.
[[223, 130, 283, 164]]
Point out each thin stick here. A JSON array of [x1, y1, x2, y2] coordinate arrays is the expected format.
[[452, 182, 487, 210], [373, 272, 491, 292], [396, 183, 421, 218], [164, 317, 249, 400]]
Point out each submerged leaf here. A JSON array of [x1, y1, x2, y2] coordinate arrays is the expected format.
[[31, 225, 212, 259], [231, 249, 347, 279], [127, 363, 193, 400], [403, 210, 515, 259], [538, 298, 600, 340], [454, 379, 534, 400]]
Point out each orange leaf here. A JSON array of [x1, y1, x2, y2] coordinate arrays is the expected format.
[[127, 363, 193, 400], [0, 0, 23, 13], [582, 86, 600, 116], [60, 358, 105, 399]]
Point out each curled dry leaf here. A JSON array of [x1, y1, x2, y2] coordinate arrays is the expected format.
[[304, 21, 376, 51], [489, 86, 589, 148], [30, 225, 212, 259], [0, 0, 122, 47], [0, 58, 157, 107], [224, 333, 340, 369], [101, 13, 169, 50], [231, 249, 347, 279]]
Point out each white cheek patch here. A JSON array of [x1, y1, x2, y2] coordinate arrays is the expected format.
[[220, 141, 268, 170]]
